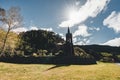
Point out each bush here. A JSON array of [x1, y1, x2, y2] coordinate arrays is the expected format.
[[37, 49, 48, 57], [100, 57, 114, 62], [74, 47, 95, 59], [55, 50, 64, 56], [116, 55, 120, 62], [101, 52, 112, 57], [14, 50, 24, 57]]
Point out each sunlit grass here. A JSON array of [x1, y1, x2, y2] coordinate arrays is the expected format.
[[0, 29, 18, 49], [0, 62, 120, 80]]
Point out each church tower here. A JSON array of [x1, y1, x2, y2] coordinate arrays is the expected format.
[[64, 27, 74, 56]]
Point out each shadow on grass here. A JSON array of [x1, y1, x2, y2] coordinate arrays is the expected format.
[[45, 64, 70, 71]]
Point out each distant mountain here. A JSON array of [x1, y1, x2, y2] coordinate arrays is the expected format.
[[75, 45, 120, 61], [77, 45, 120, 54]]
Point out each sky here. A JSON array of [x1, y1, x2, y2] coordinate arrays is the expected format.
[[0, 0, 120, 46]]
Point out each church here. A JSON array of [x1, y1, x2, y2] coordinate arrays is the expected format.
[[63, 27, 74, 56]]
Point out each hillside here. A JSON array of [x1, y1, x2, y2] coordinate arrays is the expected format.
[[78, 45, 120, 54], [76, 45, 120, 62], [0, 29, 18, 51]]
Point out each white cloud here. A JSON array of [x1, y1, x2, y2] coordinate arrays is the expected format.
[[73, 37, 90, 45], [75, 1, 80, 6], [30, 26, 38, 30], [0, 24, 8, 30], [59, 33, 65, 40], [12, 26, 38, 33], [74, 41, 84, 45], [102, 37, 120, 47], [103, 11, 120, 33], [40, 27, 53, 31], [59, 0, 110, 27], [73, 25, 100, 45], [73, 25, 91, 37], [89, 27, 100, 31], [12, 27, 28, 33], [11, 26, 53, 33]]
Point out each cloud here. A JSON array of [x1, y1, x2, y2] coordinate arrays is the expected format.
[[103, 11, 120, 33], [40, 27, 53, 31], [102, 37, 120, 47], [59, 0, 110, 27], [12, 26, 39, 33], [30, 26, 38, 30], [73, 25, 91, 37], [12, 27, 28, 33], [73, 37, 90, 45], [75, 1, 80, 6], [89, 27, 100, 31], [72, 25, 100, 45], [0, 24, 8, 30], [59, 33, 65, 40], [12, 26, 53, 33], [1, 21, 53, 33]]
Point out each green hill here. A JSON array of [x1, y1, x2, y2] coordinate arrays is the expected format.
[[76, 45, 120, 62], [0, 29, 18, 52]]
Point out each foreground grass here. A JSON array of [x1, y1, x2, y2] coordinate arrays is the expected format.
[[0, 62, 120, 80]]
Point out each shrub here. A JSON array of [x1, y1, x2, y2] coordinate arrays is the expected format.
[[101, 52, 112, 57], [100, 57, 114, 62], [74, 47, 95, 59], [55, 50, 64, 56], [117, 55, 120, 62], [37, 49, 48, 57]]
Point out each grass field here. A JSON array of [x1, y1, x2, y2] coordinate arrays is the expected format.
[[0, 62, 120, 80]]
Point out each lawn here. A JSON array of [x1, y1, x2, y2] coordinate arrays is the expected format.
[[0, 62, 120, 80]]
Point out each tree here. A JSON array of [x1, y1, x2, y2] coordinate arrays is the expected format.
[[0, 7, 22, 56], [17, 30, 64, 55]]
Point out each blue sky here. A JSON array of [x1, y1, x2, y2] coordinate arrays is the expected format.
[[0, 0, 120, 46]]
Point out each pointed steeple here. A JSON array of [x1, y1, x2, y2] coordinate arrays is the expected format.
[[66, 27, 72, 43], [68, 27, 70, 33]]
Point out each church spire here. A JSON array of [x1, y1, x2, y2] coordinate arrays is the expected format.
[[68, 27, 70, 33], [66, 27, 72, 43]]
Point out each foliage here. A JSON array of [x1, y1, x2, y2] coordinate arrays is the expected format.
[[100, 57, 114, 62], [78, 45, 120, 55], [55, 50, 64, 56], [77, 45, 120, 61], [74, 47, 94, 59], [17, 30, 64, 55], [116, 55, 120, 61], [101, 52, 113, 57], [117, 55, 120, 58], [37, 49, 48, 57]]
